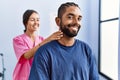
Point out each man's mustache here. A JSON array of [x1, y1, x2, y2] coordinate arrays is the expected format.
[[68, 23, 81, 28]]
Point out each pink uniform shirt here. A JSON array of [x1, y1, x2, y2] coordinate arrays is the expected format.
[[13, 33, 44, 80]]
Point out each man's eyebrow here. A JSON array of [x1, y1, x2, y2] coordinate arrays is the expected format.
[[67, 13, 82, 18], [67, 13, 74, 16]]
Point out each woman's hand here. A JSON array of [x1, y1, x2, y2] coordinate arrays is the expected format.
[[47, 30, 63, 41]]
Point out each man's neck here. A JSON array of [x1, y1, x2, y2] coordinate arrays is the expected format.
[[58, 36, 75, 46]]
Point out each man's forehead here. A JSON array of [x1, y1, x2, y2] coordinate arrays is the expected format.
[[64, 6, 82, 17]]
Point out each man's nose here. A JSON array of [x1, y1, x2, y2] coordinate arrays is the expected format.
[[73, 18, 79, 24]]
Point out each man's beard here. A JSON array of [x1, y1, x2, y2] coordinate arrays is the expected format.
[[60, 22, 81, 37]]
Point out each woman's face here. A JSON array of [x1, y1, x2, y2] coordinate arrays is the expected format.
[[26, 12, 40, 32]]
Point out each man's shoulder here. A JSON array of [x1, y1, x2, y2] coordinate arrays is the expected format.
[[38, 40, 57, 49], [35, 40, 57, 57], [76, 39, 89, 46], [75, 39, 92, 51], [44, 40, 57, 46]]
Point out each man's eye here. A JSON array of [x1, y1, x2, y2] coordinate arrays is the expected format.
[[68, 16, 73, 19], [78, 16, 82, 21], [78, 17, 81, 21]]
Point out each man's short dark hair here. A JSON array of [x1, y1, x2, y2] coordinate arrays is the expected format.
[[57, 2, 80, 18]]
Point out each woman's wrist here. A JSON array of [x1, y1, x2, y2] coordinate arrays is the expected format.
[[39, 43, 41, 47]]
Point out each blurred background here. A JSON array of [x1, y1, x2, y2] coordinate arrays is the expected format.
[[0, 0, 119, 80]]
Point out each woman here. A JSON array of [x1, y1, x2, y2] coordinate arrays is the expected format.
[[13, 9, 63, 80]]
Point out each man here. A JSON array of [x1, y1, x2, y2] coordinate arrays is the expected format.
[[29, 2, 99, 80]]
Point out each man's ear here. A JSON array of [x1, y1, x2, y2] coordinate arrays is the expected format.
[[55, 17, 61, 26]]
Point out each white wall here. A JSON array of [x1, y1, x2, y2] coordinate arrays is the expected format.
[[0, 0, 99, 79]]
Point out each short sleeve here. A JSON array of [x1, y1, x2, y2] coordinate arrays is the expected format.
[[13, 36, 29, 62]]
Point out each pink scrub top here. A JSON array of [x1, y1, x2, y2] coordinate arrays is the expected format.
[[13, 33, 44, 80]]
